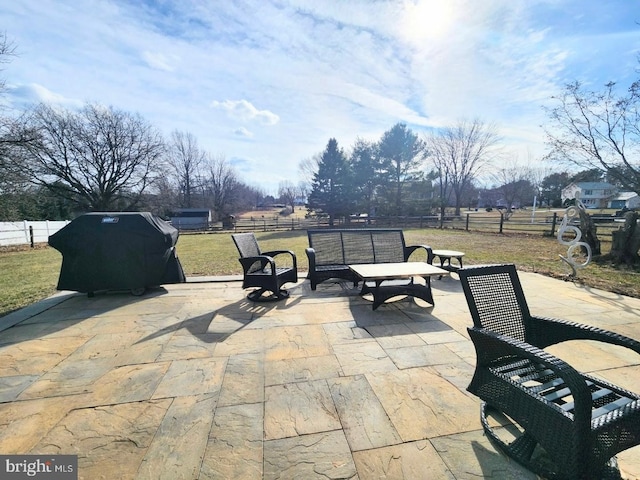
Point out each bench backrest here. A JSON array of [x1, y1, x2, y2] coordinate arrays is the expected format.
[[307, 229, 406, 265]]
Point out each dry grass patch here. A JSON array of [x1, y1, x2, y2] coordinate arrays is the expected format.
[[1, 227, 638, 318]]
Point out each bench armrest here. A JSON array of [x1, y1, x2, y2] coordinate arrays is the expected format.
[[305, 247, 317, 270], [528, 316, 640, 355], [405, 245, 434, 264]]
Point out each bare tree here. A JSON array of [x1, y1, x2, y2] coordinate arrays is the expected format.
[[205, 153, 237, 219], [424, 138, 454, 226], [17, 102, 166, 211], [278, 180, 299, 212], [297, 181, 309, 206], [298, 154, 320, 186], [544, 77, 640, 264], [0, 33, 33, 202], [298, 154, 321, 211], [0, 116, 31, 194], [0, 31, 16, 94], [425, 119, 501, 216], [233, 181, 263, 212], [490, 158, 534, 219], [167, 130, 205, 208], [544, 79, 640, 194], [527, 161, 555, 208], [141, 174, 179, 218]]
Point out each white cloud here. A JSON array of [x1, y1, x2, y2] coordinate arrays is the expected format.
[[5, 83, 81, 108], [2, 0, 639, 194], [211, 99, 279, 126], [234, 126, 254, 137], [141, 51, 176, 72]]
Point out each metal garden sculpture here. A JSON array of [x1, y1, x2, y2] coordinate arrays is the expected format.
[[557, 198, 592, 277]]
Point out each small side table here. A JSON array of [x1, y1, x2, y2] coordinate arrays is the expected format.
[[432, 250, 465, 278]]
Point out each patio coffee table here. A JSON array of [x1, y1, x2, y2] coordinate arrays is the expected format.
[[349, 262, 449, 310]]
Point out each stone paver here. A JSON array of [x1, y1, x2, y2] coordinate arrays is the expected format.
[[431, 431, 537, 479], [218, 353, 265, 406], [333, 341, 399, 376], [329, 374, 402, 451], [366, 367, 478, 441], [264, 430, 357, 480], [265, 353, 342, 386], [353, 440, 454, 480], [0, 272, 639, 479], [137, 394, 217, 479], [35, 398, 172, 478], [264, 379, 341, 440], [202, 402, 264, 479]]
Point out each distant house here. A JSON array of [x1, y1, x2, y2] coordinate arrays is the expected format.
[[170, 208, 211, 230], [561, 182, 617, 209], [609, 191, 640, 210]]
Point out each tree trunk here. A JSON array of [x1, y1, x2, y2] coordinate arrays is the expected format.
[[578, 208, 601, 255], [610, 212, 640, 265]]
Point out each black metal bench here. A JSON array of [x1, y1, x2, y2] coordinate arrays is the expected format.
[[305, 229, 433, 290], [459, 263, 640, 480]]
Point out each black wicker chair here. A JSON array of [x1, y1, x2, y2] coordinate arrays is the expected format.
[[459, 264, 640, 480], [231, 232, 298, 302]]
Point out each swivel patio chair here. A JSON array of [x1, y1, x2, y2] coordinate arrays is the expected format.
[[231, 232, 298, 302], [459, 263, 640, 480]]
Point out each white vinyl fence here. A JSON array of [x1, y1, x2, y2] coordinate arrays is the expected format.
[[0, 220, 70, 247]]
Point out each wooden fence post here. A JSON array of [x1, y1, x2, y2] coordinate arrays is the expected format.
[[550, 212, 558, 237], [499, 213, 504, 233]]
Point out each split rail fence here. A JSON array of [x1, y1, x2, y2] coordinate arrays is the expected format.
[[225, 212, 623, 242], [2, 212, 627, 247]]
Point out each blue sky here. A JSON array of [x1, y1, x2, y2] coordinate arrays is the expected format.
[[2, 0, 639, 195]]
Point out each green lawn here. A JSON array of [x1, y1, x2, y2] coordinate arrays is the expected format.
[[0, 246, 62, 317], [1, 228, 638, 318]]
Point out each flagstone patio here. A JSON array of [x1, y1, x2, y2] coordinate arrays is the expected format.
[[1, 272, 639, 479]]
